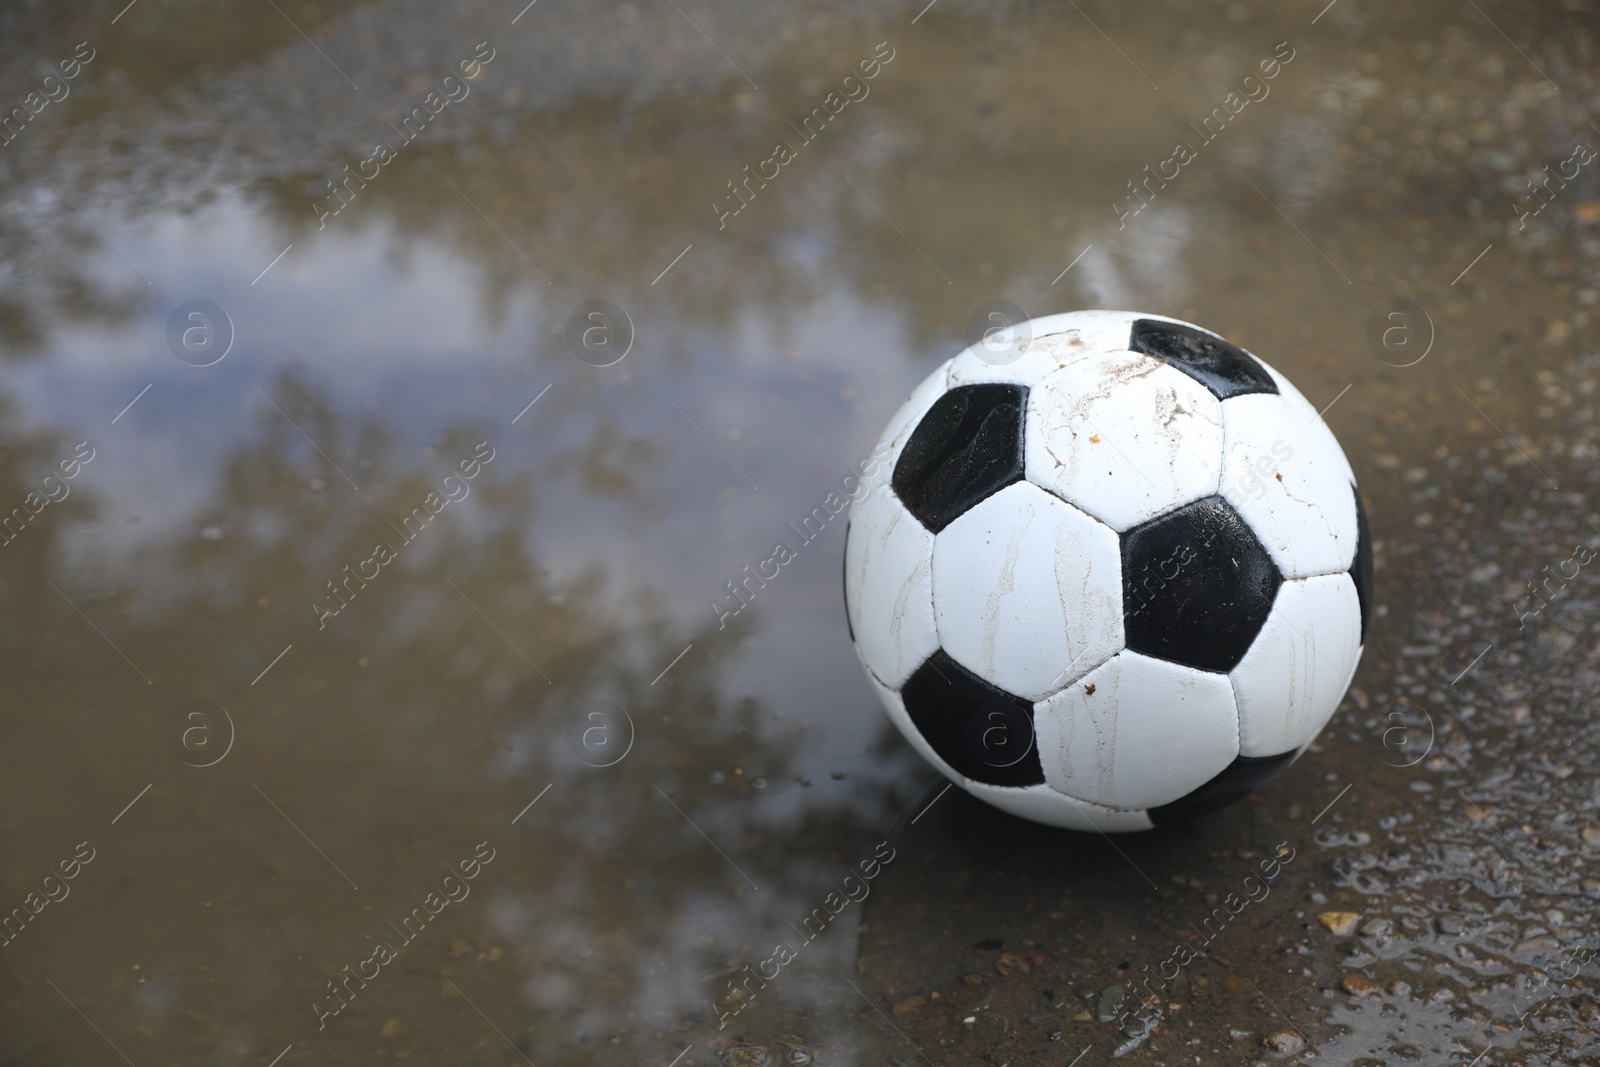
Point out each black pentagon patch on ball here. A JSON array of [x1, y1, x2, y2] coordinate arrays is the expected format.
[[1121, 496, 1282, 673], [891, 383, 1026, 534], [1129, 319, 1278, 400], [900, 649, 1044, 787], [1147, 750, 1297, 826], [1349, 487, 1373, 643], [841, 523, 856, 643]]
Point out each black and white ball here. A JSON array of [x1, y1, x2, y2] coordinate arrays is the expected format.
[[844, 310, 1372, 832]]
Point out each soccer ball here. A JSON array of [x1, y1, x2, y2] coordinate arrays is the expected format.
[[843, 310, 1371, 832]]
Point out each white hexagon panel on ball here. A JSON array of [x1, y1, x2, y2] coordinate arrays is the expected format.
[[1229, 572, 1364, 757], [1035, 649, 1241, 811], [843, 486, 940, 690], [1024, 350, 1224, 532], [1219, 390, 1360, 580], [947, 309, 1138, 389], [931, 480, 1124, 702], [966, 780, 1155, 833]]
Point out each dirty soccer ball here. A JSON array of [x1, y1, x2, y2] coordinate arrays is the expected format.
[[843, 310, 1372, 832]]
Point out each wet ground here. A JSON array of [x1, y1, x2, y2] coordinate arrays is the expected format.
[[1, 0, 1598, 1064]]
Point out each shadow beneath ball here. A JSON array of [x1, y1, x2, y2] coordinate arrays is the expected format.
[[855, 776, 1303, 1057]]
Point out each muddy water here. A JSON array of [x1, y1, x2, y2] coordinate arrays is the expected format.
[[0, 1, 1597, 1064]]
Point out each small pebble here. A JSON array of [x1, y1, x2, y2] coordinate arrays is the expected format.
[[1581, 827, 1600, 845], [1319, 911, 1361, 935], [996, 953, 1030, 976], [722, 1047, 771, 1067], [381, 1017, 404, 1039], [1265, 1031, 1305, 1053], [1341, 974, 1381, 997]]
